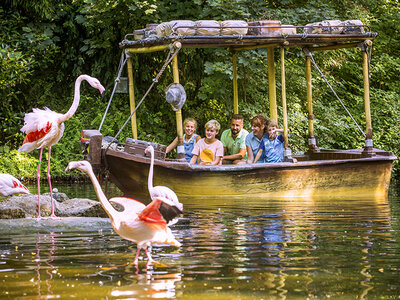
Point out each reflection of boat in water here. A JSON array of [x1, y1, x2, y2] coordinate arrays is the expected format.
[[82, 20, 396, 201]]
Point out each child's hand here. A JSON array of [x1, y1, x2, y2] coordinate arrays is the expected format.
[[269, 131, 277, 140], [267, 126, 278, 140]]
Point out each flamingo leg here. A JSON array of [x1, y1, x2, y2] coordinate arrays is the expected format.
[[134, 247, 141, 264], [145, 247, 156, 265], [37, 148, 43, 219], [47, 147, 57, 218]]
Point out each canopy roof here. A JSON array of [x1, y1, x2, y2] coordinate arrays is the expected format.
[[121, 33, 377, 50], [120, 23, 377, 51]]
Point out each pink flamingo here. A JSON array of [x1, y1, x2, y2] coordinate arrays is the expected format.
[[19, 75, 105, 218], [144, 145, 182, 213], [0, 173, 30, 202], [65, 160, 182, 265]]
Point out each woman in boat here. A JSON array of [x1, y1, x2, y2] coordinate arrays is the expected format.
[[166, 117, 201, 163], [254, 119, 284, 163], [189, 119, 224, 166], [246, 115, 268, 164]]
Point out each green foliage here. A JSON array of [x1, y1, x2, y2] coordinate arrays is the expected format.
[[1, 0, 400, 178], [0, 150, 38, 178]]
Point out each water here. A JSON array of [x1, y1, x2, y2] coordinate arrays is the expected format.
[[1, 182, 400, 299]]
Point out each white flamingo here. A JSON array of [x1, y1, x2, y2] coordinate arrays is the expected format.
[[144, 145, 182, 212], [19, 75, 105, 218], [0, 174, 30, 202], [65, 160, 182, 265]]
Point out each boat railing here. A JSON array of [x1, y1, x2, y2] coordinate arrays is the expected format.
[[81, 129, 395, 171]]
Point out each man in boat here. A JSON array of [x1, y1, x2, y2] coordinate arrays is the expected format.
[[220, 114, 249, 164]]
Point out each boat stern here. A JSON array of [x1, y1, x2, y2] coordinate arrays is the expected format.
[[80, 129, 103, 172]]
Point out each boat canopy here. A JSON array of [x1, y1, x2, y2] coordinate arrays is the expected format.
[[120, 20, 376, 51], [110, 20, 376, 161]]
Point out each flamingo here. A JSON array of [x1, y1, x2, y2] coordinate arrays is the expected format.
[[65, 160, 182, 265], [144, 145, 182, 212], [0, 174, 30, 202], [18, 75, 105, 219]]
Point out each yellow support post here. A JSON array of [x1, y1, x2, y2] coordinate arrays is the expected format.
[[305, 53, 317, 151], [281, 48, 295, 162], [172, 54, 185, 160], [127, 57, 138, 139], [232, 51, 239, 114], [267, 48, 278, 122], [280, 48, 289, 149], [362, 41, 374, 155], [363, 51, 372, 139]]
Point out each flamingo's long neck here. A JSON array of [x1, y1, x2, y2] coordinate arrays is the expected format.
[[86, 166, 118, 223], [59, 75, 88, 123], [148, 148, 154, 191]]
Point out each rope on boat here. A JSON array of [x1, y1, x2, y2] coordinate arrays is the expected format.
[[303, 48, 366, 138], [102, 42, 182, 164], [98, 51, 128, 132]]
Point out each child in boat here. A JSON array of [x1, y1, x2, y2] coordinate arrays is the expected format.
[[190, 119, 224, 165], [253, 119, 284, 163], [166, 117, 201, 163]]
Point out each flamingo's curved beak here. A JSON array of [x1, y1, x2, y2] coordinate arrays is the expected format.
[[98, 85, 105, 98]]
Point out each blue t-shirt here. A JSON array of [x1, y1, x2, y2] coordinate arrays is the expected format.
[[259, 134, 284, 163], [245, 132, 268, 163], [184, 134, 199, 163]]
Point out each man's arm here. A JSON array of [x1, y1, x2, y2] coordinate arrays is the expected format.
[[223, 148, 247, 161]]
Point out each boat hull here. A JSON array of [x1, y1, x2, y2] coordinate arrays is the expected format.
[[103, 149, 394, 202]]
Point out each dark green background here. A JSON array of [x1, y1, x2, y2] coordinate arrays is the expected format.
[[1, 0, 399, 178]]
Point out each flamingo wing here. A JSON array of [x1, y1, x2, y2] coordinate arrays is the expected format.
[[150, 186, 182, 211], [139, 197, 183, 225], [0, 174, 30, 197], [134, 197, 182, 247], [109, 197, 146, 216], [19, 108, 65, 152]]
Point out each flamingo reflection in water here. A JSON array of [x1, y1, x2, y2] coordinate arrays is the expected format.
[[110, 272, 182, 298], [34, 232, 56, 297], [65, 160, 182, 265]]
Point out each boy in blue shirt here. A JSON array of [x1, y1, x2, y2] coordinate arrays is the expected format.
[[254, 119, 284, 163]]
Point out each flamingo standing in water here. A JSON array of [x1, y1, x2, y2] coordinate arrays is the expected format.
[[19, 75, 105, 218], [0, 174, 30, 202], [144, 145, 182, 211], [65, 160, 182, 265]]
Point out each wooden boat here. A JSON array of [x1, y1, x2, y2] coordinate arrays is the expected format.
[[82, 20, 396, 201]]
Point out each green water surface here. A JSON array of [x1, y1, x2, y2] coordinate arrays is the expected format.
[[0, 182, 399, 299]]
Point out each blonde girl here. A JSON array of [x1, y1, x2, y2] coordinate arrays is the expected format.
[[166, 117, 201, 162]]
